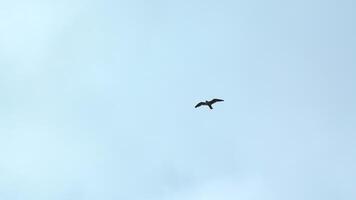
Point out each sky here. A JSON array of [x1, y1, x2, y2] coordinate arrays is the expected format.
[[0, 0, 355, 199]]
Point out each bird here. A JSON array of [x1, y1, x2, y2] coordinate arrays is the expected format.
[[195, 98, 224, 109]]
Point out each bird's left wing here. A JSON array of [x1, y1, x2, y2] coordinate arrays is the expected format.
[[195, 102, 206, 108]]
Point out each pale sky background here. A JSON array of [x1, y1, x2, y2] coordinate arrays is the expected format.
[[0, 0, 355, 199]]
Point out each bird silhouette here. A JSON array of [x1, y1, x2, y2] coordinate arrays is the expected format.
[[195, 98, 224, 109]]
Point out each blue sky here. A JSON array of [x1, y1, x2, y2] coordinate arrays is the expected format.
[[0, 0, 355, 199]]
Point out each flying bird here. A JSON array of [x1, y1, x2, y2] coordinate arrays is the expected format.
[[195, 98, 224, 109]]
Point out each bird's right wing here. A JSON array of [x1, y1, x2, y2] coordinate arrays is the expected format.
[[210, 98, 224, 104], [195, 102, 206, 108]]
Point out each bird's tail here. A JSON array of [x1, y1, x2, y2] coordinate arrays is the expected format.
[[208, 105, 213, 109]]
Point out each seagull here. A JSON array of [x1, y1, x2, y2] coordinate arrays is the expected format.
[[195, 98, 224, 109]]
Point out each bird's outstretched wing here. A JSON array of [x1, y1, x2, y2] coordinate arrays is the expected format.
[[195, 102, 207, 108], [210, 98, 224, 104]]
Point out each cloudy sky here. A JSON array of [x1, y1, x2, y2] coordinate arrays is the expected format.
[[1, 0, 355, 199]]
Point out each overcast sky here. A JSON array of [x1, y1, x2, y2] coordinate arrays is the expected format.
[[1, 0, 355, 199]]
